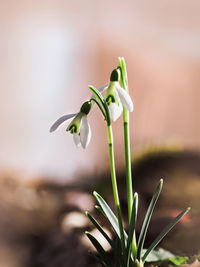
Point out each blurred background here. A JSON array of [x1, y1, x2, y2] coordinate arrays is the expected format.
[[1, 0, 200, 180], [0, 0, 200, 266]]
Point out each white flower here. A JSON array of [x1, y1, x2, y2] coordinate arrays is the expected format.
[[50, 101, 92, 149], [105, 78, 134, 121]]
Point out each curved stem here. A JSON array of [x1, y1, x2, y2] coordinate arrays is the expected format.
[[88, 85, 111, 125], [107, 124, 126, 260], [90, 97, 107, 120]]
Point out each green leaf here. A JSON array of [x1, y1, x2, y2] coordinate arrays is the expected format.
[[93, 191, 128, 242], [86, 211, 113, 247], [127, 193, 138, 265], [137, 179, 163, 260], [142, 248, 177, 262], [95, 205, 106, 217], [142, 248, 188, 265], [169, 256, 188, 265], [142, 207, 191, 262], [85, 231, 112, 267]]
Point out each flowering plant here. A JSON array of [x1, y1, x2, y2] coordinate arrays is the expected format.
[[50, 57, 190, 267]]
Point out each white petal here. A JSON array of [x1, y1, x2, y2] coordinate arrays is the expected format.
[[108, 102, 123, 122], [50, 113, 77, 132], [115, 83, 134, 112], [80, 116, 91, 149], [98, 84, 109, 93], [73, 134, 81, 147]]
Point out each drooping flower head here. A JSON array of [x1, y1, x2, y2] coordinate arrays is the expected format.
[[50, 101, 92, 149], [50, 67, 133, 148], [105, 68, 134, 121]]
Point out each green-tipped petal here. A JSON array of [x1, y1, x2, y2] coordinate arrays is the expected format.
[[66, 112, 83, 134], [105, 82, 118, 104], [105, 82, 123, 121]]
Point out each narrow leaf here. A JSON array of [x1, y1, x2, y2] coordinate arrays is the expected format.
[[127, 193, 138, 265], [85, 231, 112, 267], [86, 211, 113, 247], [88, 250, 102, 265], [142, 207, 191, 262], [137, 179, 163, 260], [93, 191, 128, 242], [114, 237, 124, 267], [95, 205, 106, 217]]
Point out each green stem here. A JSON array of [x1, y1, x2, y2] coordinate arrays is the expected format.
[[119, 57, 133, 221], [123, 105, 137, 259], [107, 124, 126, 261], [118, 57, 137, 258], [89, 83, 127, 261], [90, 97, 107, 120], [123, 110, 133, 220]]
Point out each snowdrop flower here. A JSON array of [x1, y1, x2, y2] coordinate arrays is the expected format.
[[105, 68, 134, 121], [50, 101, 92, 149]]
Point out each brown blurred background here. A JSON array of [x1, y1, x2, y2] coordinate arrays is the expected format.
[[0, 1, 200, 266]]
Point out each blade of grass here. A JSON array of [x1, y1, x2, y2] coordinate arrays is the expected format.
[[85, 231, 112, 267], [142, 207, 191, 262], [86, 211, 113, 247], [137, 179, 163, 260]]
